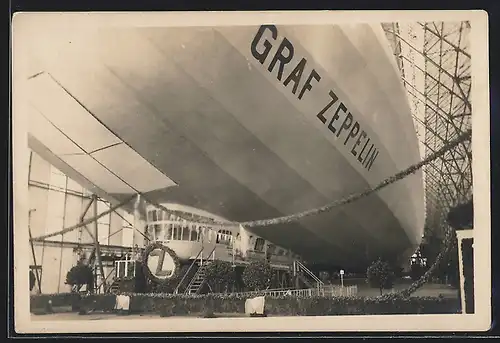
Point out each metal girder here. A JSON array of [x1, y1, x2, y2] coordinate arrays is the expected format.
[[419, 22, 471, 59], [383, 26, 472, 111], [383, 21, 472, 236], [402, 78, 470, 144], [403, 86, 470, 164], [398, 54, 469, 105]]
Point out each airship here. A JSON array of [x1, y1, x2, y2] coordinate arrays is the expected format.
[[22, 23, 425, 272]]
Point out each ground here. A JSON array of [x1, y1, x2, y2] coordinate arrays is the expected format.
[[354, 281, 458, 298]]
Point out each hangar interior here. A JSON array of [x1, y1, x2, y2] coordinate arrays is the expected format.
[[27, 21, 472, 294]]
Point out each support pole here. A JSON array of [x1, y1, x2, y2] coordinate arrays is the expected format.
[[93, 195, 106, 293], [28, 209, 42, 294], [133, 194, 145, 259], [79, 197, 96, 242]]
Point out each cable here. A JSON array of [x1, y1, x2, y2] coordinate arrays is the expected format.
[[30, 194, 136, 242]]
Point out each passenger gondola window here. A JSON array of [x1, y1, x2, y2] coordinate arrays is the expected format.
[[166, 224, 173, 240], [154, 224, 162, 240], [216, 230, 233, 245], [172, 224, 179, 240], [254, 238, 265, 252], [182, 225, 190, 240], [190, 227, 199, 241]]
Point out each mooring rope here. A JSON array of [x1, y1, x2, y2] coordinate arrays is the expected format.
[[30, 129, 471, 240], [378, 215, 459, 300], [145, 129, 471, 228]]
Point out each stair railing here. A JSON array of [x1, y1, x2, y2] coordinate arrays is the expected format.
[[208, 245, 216, 261], [174, 246, 204, 294], [97, 266, 116, 293], [184, 246, 216, 294], [295, 260, 324, 292], [209, 246, 216, 262]]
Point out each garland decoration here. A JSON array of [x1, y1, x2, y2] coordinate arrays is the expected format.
[[30, 194, 137, 242], [29, 129, 471, 239], [142, 242, 181, 285], [143, 129, 471, 228], [377, 221, 457, 301], [26, 122, 471, 300]]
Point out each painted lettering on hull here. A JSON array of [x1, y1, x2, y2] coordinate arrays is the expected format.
[[250, 25, 379, 172]]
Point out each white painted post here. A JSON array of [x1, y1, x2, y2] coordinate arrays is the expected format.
[[340, 269, 345, 288], [456, 229, 474, 314]]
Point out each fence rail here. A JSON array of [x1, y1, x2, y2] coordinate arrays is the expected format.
[[212, 285, 358, 298]]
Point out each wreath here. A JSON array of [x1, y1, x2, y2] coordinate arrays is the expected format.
[[142, 242, 182, 285]]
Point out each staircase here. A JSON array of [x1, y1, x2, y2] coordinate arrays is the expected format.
[[108, 280, 120, 294], [182, 246, 216, 295], [184, 263, 210, 295], [297, 270, 316, 289], [294, 260, 324, 293]]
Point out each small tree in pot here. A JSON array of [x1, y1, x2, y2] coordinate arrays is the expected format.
[[367, 258, 395, 295], [66, 263, 94, 293]]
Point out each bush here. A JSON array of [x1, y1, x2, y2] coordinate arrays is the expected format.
[[201, 295, 216, 318], [30, 292, 460, 316], [65, 264, 94, 292], [366, 258, 395, 295], [204, 261, 235, 293], [410, 263, 426, 281], [79, 294, 117, 313], [30, 293, 82, 313], [242, 261, 273, 291]]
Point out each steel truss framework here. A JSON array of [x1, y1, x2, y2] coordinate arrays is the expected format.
[[382, 21, 472, 238]]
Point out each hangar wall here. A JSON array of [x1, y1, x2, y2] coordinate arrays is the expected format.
[[28, 150, 134, 294]]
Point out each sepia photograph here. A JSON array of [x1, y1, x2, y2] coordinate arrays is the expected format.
[[12, 10, 490, 333]]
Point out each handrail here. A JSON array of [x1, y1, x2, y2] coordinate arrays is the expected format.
[[295, 260, 323, 285], [296, 261, 322, 283], [204, 246, 216, 265], [211, 285, 358, 298], [98, 267, 116, 293], [174, 246, 204, 294]]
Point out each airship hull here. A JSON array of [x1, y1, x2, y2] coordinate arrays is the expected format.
[[24, 24, 425, 269]]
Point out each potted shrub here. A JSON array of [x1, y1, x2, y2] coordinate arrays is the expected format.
[[366, 258, 395, 295]]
